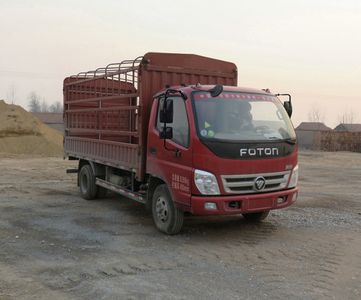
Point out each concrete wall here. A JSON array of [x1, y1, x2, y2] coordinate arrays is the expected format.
[[296, 130, 361, 152], [319, 131, 361, 152]]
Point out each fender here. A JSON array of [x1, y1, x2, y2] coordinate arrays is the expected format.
[[77, 159, 105, 186]]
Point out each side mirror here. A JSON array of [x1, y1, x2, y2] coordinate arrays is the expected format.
[[284, 101, 293, 117], [159, 99, 173, 123], [276, 93, 293, 118], [160, 127, 173, 139]]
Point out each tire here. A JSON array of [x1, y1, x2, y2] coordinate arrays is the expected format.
[[79, 164, 98, 200], [242, 210, 270, 222], [152, 184, 184, 235]]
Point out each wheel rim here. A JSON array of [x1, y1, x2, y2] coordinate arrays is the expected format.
[[80, 172, 88, 194], [155, 196, 169, 223]]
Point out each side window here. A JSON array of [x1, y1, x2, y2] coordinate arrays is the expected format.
[[156, 97, 189, 148]]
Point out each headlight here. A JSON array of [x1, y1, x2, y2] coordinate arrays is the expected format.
[[194, 169, 220, 195], [288, 165, 299, 188]]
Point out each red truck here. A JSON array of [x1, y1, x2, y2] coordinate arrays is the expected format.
[[63, 52, 298, 234]]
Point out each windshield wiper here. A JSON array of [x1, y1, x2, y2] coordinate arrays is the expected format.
[[283, 138, 297, 145], [266, 137, 296, 145]]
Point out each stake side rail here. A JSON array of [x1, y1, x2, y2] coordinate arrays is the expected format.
[[63, 56, 144, 178], [64, 137, 140, 173]]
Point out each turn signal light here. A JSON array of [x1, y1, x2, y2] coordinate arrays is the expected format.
[[277, 196, 287, 204]]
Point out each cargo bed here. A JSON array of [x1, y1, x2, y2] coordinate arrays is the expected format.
[[63, 52, 237, 179]]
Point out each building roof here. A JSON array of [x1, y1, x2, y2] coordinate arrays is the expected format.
[[295, 122, 332, 131], [334, 123, 361, 132], [32, 112, 63, 124]]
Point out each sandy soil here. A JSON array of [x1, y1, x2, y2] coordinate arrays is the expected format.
[[0, 151, 360, 299], [0, 100, 63, 156]]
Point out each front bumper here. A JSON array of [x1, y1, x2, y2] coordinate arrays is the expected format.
[[190, 188, 298, 215]]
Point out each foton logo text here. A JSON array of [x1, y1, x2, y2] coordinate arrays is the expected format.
[[240, 148, 279, 157]]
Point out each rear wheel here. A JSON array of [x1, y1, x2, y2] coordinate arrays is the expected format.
[[152, 184, 184, 235], [242, 210, 270, 222], [79, 164, 98, 200]]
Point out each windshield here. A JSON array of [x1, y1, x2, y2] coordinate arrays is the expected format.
[[193, 92, 296, 142]]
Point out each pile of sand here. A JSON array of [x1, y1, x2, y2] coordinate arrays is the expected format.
[[0, 100, 63, 156]]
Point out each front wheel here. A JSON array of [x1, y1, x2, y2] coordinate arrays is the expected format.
[[242, 210, 270, 222], [79, 164, 98, 200], [152, 184, 184, 235]]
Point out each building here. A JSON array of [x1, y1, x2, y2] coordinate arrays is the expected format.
[[32, 112, 64, 132], [295, 122, 332, 149], [334, 123, 361, 132]]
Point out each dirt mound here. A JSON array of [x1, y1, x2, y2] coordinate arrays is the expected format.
[[0, 100, 63, 156]]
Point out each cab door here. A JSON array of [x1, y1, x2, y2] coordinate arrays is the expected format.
[[147, 96, 193, 208]]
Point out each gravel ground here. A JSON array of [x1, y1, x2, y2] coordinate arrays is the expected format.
[[0, 151, 360, 299]]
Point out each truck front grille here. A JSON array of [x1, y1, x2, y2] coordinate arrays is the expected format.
[[221, 171, 290, 194]]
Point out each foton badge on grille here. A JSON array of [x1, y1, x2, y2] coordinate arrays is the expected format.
[[254, 176, 266, 191]]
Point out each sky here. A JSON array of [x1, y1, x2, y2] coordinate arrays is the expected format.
[[0, 0, 360, 127]]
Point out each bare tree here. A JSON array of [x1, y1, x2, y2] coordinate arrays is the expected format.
[[308, 105, 324, 123], [41, 99, 49, 112], [338, 110, 355, 124], [49, 101, 63, 113], [28, 92, 41, 112], [7, 84, 17, 104]]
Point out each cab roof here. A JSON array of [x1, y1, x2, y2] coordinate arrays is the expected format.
[[154, 85, 274, 98]]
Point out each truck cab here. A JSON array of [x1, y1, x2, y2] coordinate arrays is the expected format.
[[146, 85, 298, 233]]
